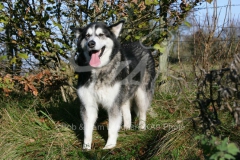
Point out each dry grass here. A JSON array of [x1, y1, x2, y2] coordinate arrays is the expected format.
[[0, 63, 239, 159]]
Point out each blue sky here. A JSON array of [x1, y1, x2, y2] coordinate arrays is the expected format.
[[196, 0, 240, 25]]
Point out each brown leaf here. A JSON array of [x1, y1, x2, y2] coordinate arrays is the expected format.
[[27, 83, 35, 91], [33, 90, 38, 96], [93, 3, 101, 14], [36, 72, 43, 80], [43, 69, 51, 75], [3, 87, 12, 95], [105, 0, 112, 6], [206, 0, 213, 4], [138, 1, 146, 11], [4, 74, 12, 82], [27, 83, 38, 96], [168, 108, 175, 113], [39, 118, 45, 123], [25, 138, 35, 145], [13, 76, 21, 81], [139, 147, 146, 156], [209, 106, 214, 112], [26, 75, 35, 82], [11, 40, 17, 44], [131, 0, 138, 5], [24, 84, 29, 92], [17, 29, 23, 37]]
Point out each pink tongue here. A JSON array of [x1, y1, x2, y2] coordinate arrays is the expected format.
[[89, 51, 101, 67]]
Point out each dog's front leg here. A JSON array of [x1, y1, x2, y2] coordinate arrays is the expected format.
[[103, 106, 122, 149], [81, 105, 98, 150]]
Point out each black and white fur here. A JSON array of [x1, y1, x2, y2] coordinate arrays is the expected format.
[[73, 21, 155, 149]]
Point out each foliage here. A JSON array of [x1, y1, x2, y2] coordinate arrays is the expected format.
[[195, 135, 240, 160], [0, 0, 205, 96], [193, 54, 240, 139], [0, 69, 69, 96]]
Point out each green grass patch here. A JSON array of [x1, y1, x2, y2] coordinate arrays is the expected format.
[[0, 94, 158, 159]]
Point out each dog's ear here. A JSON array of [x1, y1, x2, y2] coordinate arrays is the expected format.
[[109, 20, 125, 38], [70, 26, 83, 38]]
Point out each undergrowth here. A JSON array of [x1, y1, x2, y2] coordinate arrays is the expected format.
[[0, 64, 240, 159]]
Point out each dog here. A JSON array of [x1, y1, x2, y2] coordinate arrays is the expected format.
[[72, 20, 155, 149]]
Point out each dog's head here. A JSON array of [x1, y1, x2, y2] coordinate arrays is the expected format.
[[72, 21, 124, 68]]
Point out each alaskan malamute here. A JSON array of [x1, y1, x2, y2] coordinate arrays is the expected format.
[[73, 21, 155, 149]]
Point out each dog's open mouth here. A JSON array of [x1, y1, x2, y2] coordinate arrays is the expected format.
[[89, 46, 105, 67]]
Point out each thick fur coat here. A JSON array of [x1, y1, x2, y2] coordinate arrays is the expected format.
[[73, 21, 155, 149]]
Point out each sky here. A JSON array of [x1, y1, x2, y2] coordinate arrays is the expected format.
[[195, 0, 240, 26]]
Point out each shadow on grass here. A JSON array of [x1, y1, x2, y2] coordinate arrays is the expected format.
[[3, 91, 150, 159], [36, 97, 112, 158]]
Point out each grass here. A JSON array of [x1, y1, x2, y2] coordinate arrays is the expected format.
[[0, 63, 240, 159], [0, 93, 157, 159]]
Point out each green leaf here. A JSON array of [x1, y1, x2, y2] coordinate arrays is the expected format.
[[145, 0, 158, 5], [36, 43, 42, 48], [223, 154, 235, 160], [44, 32, 50, 38], [217, 138, 228, 151], [0, 3, 4, 10], [209, 152, 222, 160], [184, 21, 192, 27], [0, 55, 7, 61], [134, 35, 141, 40], [31, 21, 39, 26], [35, 31, 43, 37], [125, 35, 131, 40], [195, 135, 204, 140], [153, 44, 160, 50], [10, 57, 17, 64], [0, 18, 8, 24], [53, 22, 62, 29], [138, 22, 147, 28], [154, 44, 165, 53], [18, 53, 28, 59], [227, 143, 240, 155], [0, 27, 4, 32]]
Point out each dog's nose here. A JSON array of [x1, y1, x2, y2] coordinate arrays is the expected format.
[[88, 41, 95, 48]]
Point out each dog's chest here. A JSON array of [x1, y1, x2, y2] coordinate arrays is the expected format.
[[78, 82, 121, 109]]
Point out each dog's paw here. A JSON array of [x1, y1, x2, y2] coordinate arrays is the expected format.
[[103, 144, 116, 149], [139, 127, 146, 131], [139, 121, 146, 130], [83, 143, 91, 150], [138, 125, 146, 131], [123, 125, 131, 130]]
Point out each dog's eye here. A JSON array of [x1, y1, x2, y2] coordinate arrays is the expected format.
[[98, 33, 104, 37], [86, 34, 91, 38]]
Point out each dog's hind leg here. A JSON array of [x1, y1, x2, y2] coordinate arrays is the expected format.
[[103, 106, 122, 149], [135, 87, 151, 130], [121, 100, 131, 130]]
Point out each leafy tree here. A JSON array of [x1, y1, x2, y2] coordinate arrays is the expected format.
[[0, 0, 207, 97]]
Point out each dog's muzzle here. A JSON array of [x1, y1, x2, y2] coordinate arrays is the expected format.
[[89, 46, 105, 57], [88, 40, 95, 48], [88, 46, 105, 67]]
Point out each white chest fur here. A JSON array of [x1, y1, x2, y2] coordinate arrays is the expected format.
[[77, 82, 121, 109]]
